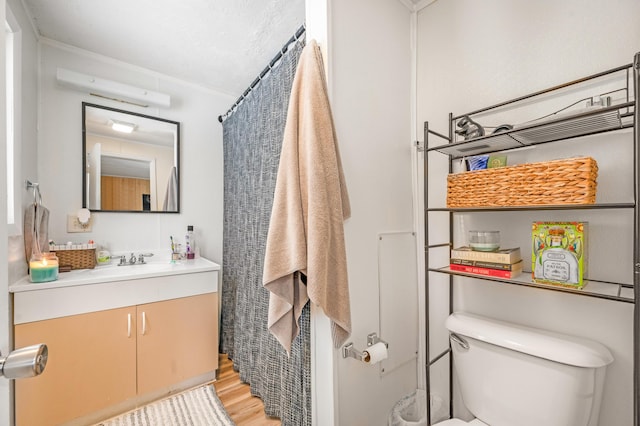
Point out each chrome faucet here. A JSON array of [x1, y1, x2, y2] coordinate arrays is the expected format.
[[117, 253, 154, 266]]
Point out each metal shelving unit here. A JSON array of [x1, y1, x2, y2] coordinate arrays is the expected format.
[[422, 53, 640, 425]]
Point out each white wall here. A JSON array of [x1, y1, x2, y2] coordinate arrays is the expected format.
[[417, 1, 640, 425], [5, 0, 38, 423], [6, 0, 37, 283], [37, 42, 234, 264], [324, 0, 415, 424]]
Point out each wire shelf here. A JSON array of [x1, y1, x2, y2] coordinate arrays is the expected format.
[[429, 101, 633, 158], [430, 266, 634, 303]]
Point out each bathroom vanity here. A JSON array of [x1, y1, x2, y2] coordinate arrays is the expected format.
[[9, 256, 220, 426]]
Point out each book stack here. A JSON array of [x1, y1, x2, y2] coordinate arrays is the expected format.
[[450, 246, 523, 279]]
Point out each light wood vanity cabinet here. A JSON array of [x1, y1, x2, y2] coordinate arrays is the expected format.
[[14, 293, 218, 426], [10, 259, 220, 426], [136, 293, 218, 395], [15, 306, 137, 426]]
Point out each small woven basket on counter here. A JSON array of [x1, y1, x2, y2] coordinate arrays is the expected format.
[[50, 244, 96, 270], [447, 156, 598, 208]]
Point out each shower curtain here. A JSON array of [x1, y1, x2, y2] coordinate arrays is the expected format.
[[221, 37, 310, 426]]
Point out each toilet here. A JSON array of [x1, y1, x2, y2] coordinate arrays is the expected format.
[[434, 312, 614, 426]]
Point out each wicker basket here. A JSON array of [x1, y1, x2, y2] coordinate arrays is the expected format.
[[51, 248, 96, 270], [447, 156, 598, 207]]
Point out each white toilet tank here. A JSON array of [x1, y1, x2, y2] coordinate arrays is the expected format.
[[446, 312, 614, 426]]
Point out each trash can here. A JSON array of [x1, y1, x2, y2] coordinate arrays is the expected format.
[[388, 389, 428, 426]]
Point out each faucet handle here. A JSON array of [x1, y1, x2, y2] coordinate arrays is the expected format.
[[137, 253, 154, 264]]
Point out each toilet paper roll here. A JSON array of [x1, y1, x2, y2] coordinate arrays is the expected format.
[[362, 342, 388, 365]]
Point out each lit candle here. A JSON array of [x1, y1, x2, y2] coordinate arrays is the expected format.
[[29, 254, 59, 283]]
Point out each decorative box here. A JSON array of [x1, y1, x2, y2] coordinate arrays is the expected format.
[[531, 222, 587, 288]]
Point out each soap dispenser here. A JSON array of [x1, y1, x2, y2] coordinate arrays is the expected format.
[[185, 226, 195, 259], [96, 246, 111, 266]]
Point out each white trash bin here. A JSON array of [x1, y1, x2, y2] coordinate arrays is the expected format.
[[388, 389, 428, 426]]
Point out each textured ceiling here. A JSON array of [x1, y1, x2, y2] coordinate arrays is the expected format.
[[22, 0, 306, 97]]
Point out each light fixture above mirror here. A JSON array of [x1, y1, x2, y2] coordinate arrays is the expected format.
[[58, 68, 171, 108], [82, 103, 180, 213], [109, 119, 137, 134]]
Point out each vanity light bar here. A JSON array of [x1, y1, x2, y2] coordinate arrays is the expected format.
[[56, 68, 171, 108]]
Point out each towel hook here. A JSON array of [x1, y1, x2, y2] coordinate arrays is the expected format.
[[25, 180, 42, 205]]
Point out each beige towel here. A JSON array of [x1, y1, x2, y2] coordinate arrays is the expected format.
[[263, 39, 351, 354], [24, 203, 50, 262]]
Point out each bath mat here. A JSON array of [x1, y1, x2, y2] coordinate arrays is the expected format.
[[97, 384, 235, 426]]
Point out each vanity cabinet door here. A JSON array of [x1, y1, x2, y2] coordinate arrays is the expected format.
[[136, 292, 219, 395], [14, 306, 137, 426]]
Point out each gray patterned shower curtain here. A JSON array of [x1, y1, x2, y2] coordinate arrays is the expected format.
[[221, 37, 310, 426]]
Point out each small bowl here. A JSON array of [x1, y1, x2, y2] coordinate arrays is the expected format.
[[469, 230, 500, 252]]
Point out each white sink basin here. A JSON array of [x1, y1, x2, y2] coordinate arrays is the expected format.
[[87, 260, 176, 275]]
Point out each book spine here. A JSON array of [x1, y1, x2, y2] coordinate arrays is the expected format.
[[449, 263, 516, 279], [450, 250, 516, 263], [450, 258, 519, 271]]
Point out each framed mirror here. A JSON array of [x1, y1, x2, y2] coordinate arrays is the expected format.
[[82, 103, 180, 213]]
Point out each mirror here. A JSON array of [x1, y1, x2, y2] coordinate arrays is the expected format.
[[82, 103, 180, 212]]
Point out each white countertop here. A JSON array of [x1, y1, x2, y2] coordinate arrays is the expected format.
[[10, 256, 220, 293], [12, 256, 221, 324]]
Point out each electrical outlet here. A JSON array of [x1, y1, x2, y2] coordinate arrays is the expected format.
[[67, 215, 92, 233]]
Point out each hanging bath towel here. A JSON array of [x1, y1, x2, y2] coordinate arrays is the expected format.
[[162, 166, 178, 211], [23, 203, 50, 262], [263, 39, 351, 354]]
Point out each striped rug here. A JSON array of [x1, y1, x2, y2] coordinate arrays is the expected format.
[[97, 385, 235, 426]]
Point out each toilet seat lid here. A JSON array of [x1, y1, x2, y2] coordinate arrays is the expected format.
[[435, 419, 489, 426]]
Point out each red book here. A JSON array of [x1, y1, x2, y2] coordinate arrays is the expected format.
[[449, 260, 523, 279]]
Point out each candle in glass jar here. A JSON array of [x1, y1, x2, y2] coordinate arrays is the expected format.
[[29, 254, 59, 283]]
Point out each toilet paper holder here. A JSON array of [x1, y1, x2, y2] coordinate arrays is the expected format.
[[342, 332, 388, 362]]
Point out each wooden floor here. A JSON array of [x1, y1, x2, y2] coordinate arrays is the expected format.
[[213, 354, 281, 426]]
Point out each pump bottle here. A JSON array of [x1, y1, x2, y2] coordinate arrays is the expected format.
[[185, 225, 195, 259]]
